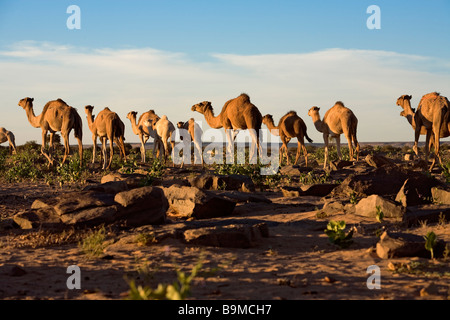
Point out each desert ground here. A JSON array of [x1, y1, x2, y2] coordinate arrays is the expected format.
[[0, 142, 449, 302]]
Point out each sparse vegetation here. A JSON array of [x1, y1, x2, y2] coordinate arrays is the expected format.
[[324, 220, 354, 248], [78, 225, 108, 258], [424, 231, 437, 260]]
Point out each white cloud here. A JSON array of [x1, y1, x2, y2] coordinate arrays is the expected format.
[[1, 41, 449, 146]]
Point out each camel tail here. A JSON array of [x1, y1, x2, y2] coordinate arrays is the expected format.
[[305, 133, 313, 144]]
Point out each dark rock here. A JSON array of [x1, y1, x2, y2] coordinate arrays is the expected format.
[[330, 160, 354, 171], [101, 173, 148, 188], [114, 186, 168, 226], [189, 174, 255, 192], [279, 165, 313, 176], [83, 181, 129, 194], [402, 205, 450, 227], [53, 192, 116, 216], [10, 266, 27, 277], [395, 176, 441, 207], [376, 231, 446, 259], [13, 209, 62, 230], [281, 184, 338, 197], [182, 223, 269, 248], [365, 154, 396, 168]]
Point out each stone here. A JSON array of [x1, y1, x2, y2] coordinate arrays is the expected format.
[[395, 176, 441, 207], [365, 154, 396, 168], [330, 160, 354, 171], [114, 186, 168, 226], [404, 153, 414, 161], [10, 265, 27, 277], [83, 181, 129, 194], [189, 174, 255, 192], [182, 223, 269, 248], [431, 187, 450, 205], [376, 231, 446, 259], [101, 173, 148, 188], [163, 185, 236, 219], [217, 191, 272, 204], [53, 192, 116, 216], [13, 209, 62, 230], [322, 199, 355, 215], [59, 205, 120, 226], [281, 184, 338, 197], [279, 165, 313, 176], [355, 195, 405, 219], [402, 205, 450, 227]]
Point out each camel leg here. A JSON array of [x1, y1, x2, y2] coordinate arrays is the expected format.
[[101, 137, 107, 170], [431, 122, 443, 170], [92, 134, 97, 164], [353, 134, 360, 161], [61, 132, 70, 166], [139, 134, 146, 163], [280, 133, 290, 165], [193, 139, 203, 166], [323, 133, 329, 170], [248, 128, 259, 164], [225, 129, 234, 163], [41, 129, 54, 166], [344, 133, 354, 161], [107, 138, 114, 170], [335, 136, 342, 160]]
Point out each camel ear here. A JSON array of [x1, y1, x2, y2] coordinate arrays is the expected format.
[[31, 98, 34, 101], [408, 95, 412, 100]]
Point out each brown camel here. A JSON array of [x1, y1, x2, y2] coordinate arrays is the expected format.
[[126, 110, 162, 162], [0, 127, 17, 155], [396, 94, 450, 155], [18, 97, 83, 166], [405, 92, 449, 170], [262, 111, 313, 166], [177, 118, 204, 167], [85, 106, 126, 170], [191, 93, 262, 162], [308, 102, 360, 169]]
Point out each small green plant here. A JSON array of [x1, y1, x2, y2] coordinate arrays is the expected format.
[[349, 192, 358, 205], [324, 220, 354, 248], [375, 205, 384, 223], [135, 232, 157, 246], [316, 211, 328, 219], [424, 231, 437, 260], [79, 225, 107, 258], [126, 254, 204, 300]]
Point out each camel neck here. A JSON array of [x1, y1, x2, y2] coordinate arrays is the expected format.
[[310, 114, 324, 133], [25, 104, 42, 128], [203, 108, 223, 129], [129, 116, 141, 135], [265, 120, 279, 136]]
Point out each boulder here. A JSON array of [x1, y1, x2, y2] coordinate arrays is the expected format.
[[114, 186, 168, 226], [83, 181, 129, 194], [189, 174, 255, 192], [376, 231, 446, 259], [431, 187, 450, 205], [280, 165, 313, 176], [330, 160, 354, 171], [395, 176, 441, 207], [13, 209, 62, 230], [355, 195, 405, 219], [182, 223, 269, 248], [365, 154, 396, 168], [322, 199, 355, 215], [281, 184, 338, 197], [53, 192, 116, 216], [404, 153, 414, 161], [402, 205, 450, 227], [101, 173, 148, 188], [163, 185, 236, 219]]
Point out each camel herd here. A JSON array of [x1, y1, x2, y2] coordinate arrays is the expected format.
[[0, 92, 447, 171]]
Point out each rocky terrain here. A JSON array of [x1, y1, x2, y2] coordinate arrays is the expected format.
[[0, 148, 449, 301]]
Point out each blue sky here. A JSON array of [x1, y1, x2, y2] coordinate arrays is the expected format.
[[1, 0, 450, 145]]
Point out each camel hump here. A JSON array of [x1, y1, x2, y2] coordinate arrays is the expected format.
[[161, 115, 168, 120], [335, 101, 345, 107]]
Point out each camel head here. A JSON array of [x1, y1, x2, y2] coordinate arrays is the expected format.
[[308, 106, 320, 117], [18, 97, 34, 109], [177, 121, 185, 129], [127, 111, 137, 121], [262, 114, 274, 126], [84, 105, 94, 115], [396, 95, 412, 107], [191, 101, 212, 114]]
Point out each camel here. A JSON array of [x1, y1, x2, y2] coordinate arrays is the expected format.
[[262, 111, 313, 166], [308, 102, 360, 169], [402, 92, 449, 170], [126, 110, 162, 163], [397, 94, 450, 152], [0, 127, 17, 155], [177, 118, 204, 167], [18, 97, 83, 166], [191, 93, 262, 163], [85, 106, 126, 170], [143, 115, 176, 164]]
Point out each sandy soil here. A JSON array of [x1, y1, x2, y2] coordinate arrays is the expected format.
[[0, 164, 449, 302]]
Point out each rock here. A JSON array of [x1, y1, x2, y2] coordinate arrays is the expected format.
[[10, 265, 27, 277], [163, 185, 236, 219], [216, 191, 272, 204], [189, 174, 255, 192], [420, 283, 439, 297], [330, 160, 354, 171], [114, 186, 168, 226], [431, 187, 450, 205], [376, 231, 446, 259], [101, 173, 148, 188], [402, 204, 450, 227], [365, 154, 396, 168], [182, 223, 269, 248], [322, 199, 355, 215], [330, 166, 409, 199], [83, 181, 129, 194], [355, 195, 405, 219], [59, 205, 120, 226], [13, 209, 62, 230], [279, 165, 313, 176], [53, 192, 116, 216], [281, 184, 338, 197], [404, 153, 414, 161], [395, 176, 441, 207]]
